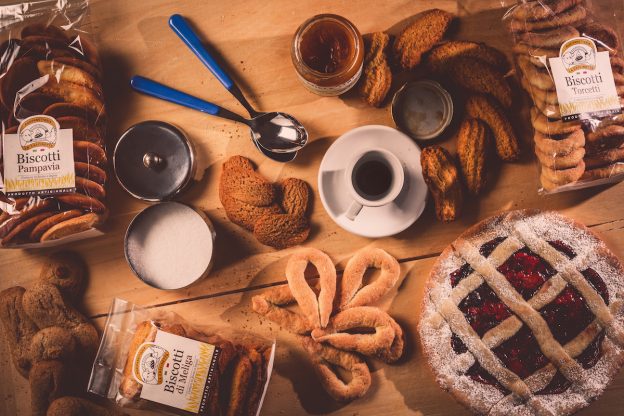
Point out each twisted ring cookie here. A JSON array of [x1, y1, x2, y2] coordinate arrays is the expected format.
[[286, 248, 336, 329], [536, 146, 585, 169], [581, 22, 621, 54], [540, 160, 586, 191], [311, 306, 396, 356], [586, 125, 624, 153], [517, 26, 579, 48], [301, 337, 371, 402], [517, 55, 555, 91], [509, 5, 587, 33], [581, 163, 624, 181], [585, 147, 624, 169], [509, 0, 583, 21], [339, 247, 400, 310], [534, 130, 585, 156], [531, 107, 581, 135], [376, 317, 405, 364], [251, 285, 314, 335]]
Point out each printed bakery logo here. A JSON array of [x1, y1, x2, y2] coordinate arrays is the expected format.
[[560, 37, 597, 73], [18, 115, 58, 151], [133, 343, 170, 385]]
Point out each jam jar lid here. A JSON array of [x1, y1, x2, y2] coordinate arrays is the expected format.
[[113, 120, 196, 201]]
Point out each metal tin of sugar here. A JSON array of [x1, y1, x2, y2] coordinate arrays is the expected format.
[[391, 80, 454, 141], [124, 202, 216, 290], [114, 120, 197, 201]]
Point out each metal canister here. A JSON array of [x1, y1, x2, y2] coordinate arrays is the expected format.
[[113, 120, 197, 201]]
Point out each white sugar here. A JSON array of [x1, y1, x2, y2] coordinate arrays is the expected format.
[[126, 203, 214, 290]]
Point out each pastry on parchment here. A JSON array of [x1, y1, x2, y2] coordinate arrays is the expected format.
[[446, 57, 512, 108], [508, 5, 587, 33], [465, 94, 519, 162], [426, 40, 509, 73], [456, 118, 491, 195], [358, 32, 392, 107], [421, 146, 463, 222], [393, 8, 455, 70]]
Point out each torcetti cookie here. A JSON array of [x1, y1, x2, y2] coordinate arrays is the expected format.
[[504, 0, 624, 193]]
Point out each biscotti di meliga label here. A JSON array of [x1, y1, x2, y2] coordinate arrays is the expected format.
[[550, 37, 622, 121], [132, 329, 221, 415], [2, 115, 76, 197]]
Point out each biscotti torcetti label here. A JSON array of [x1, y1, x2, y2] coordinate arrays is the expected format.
[[132, 329, 220, 414], [549, 37, 622, 121], [2, 115, 76, 197]]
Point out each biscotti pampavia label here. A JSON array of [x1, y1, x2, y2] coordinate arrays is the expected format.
[[550, 37, 622, 121], [132, 329, 221, 415], [2, 115, 76, 197]]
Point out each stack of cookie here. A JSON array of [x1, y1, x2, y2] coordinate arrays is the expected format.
[[0, 23, 108, 245], [219, 156, 312, 249], [507, 1, 624, 191]]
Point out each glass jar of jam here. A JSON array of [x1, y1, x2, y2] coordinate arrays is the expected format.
[[291, 14, 364, 96]]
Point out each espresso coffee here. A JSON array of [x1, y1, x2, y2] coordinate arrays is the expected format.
[[353, 159, 393, 199]]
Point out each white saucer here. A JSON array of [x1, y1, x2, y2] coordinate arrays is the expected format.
[[318, 125, 427, 238]]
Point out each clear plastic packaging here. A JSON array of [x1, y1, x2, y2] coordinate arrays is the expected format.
[[0, 0, 109, 247], [501, 0, 624, 193], [88, 298, 275, 416]]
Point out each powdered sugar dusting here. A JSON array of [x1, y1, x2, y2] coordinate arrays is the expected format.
[[419, 210, 624, 416]]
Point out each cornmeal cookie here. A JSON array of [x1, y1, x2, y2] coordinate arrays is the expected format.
[[509, 5, 587, 33], [446, 57, 512, 108], [465, 94, 519, 161], [359, 32, 392, 107], [534, 129, 585, 156], [510, 0, 583, 21], [531, 107, 581, 135], [426, 40, 509, 73], [393, 8, 455, 70], [536, 146, 585, 169], [517, 26, 580, 48], [584, 146, 624, 169]]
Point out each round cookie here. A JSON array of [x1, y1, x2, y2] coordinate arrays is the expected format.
[[531, 107, 582, 135], [509, 5, 587, 33], [534, 129, 585, 156], [517, 55, 555, 90], [584, 146, 624, 169], [536, 146, 585, 169], [510, 0, 583, 21], [541, 159, 586, 186], [581, 163, 624, 181], [517, 26, 580, 48]]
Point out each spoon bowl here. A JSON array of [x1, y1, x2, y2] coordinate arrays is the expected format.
[[249, 111, 308, 153]]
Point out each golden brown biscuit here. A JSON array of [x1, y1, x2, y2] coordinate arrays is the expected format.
[[536, 146, 585, 169], [0, 287, 39, 378], [359, 32, 392, 107], [446, 57, 512, 108], [0, 57, 39, 109], [581, 163, 624, 181], [581, 22, 621, 54], [40, 82, 105, 118], [509, 5, 587, 33], [584, 146, 624, 169], [55, 193, 106, 213], [253, 213, 310, 249], [517, 26, 580, 48], [421, 146, 463, 222], [30, 360, 66, 416], [509, 0, 583, 21], [465, 94, 520, 161], [74, 162, 107, 185], [393, 9, 455, 70], [219, 185, 281, 231], [586, 125, 624, 153], [517, 55, 555, 90], [512, 42, 559, 61], [226, 354, 253, 416], [75, 176, 106, 200], [40, 213, 102, 242], [29, 327, 76, 362], [279, 178, 310, 217], [426, 40, 509, 74], [54, 56, 102, 80], [531, 107, 581, 135], [534, 129, 585, 156], [30, 210, 83, 242], [39, 251, 87, 301], [456, 118, 490, 195], [221, 156, 275, 206], [1, 211, 57, 245], [73, 141, 107, 167], [37, 60, 102, 96], [57, 116, 102, 145], [541, 160, 586, 185]]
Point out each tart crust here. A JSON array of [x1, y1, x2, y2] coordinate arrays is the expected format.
[[419, 209, 624, 416]]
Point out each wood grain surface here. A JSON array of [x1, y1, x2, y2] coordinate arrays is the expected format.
[[1, 0, 624, 415]]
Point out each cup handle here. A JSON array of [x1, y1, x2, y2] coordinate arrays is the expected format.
[[345, 201, 363, 221]]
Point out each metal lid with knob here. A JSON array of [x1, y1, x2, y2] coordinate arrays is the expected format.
[[113, 120, 196, 201]]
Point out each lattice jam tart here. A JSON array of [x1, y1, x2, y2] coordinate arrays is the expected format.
[[419, 210, 624, 416]]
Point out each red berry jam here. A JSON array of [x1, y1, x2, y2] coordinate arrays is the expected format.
[[448, 238, 608, 395]]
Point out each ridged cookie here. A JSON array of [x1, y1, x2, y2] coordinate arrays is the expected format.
[[359, 32, 392, 107], [465, 94, 519, 161], [457, 118, 490, 195], [393, 9, 454, 70], [421, 146, 463, 222], [446, 57, 512, 108], [253, 214, 310, 249], [426, 40, 509, 73], [220, 156, 275, 206]]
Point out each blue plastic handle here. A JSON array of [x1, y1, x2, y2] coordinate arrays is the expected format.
[[130, 76, 220, 115], [169, 14, 234, 90]]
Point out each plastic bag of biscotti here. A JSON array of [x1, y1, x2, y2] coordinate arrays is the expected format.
[[501, 0, 624, 193], [88, 298, 276, 416], [0, 0, 108, 247]]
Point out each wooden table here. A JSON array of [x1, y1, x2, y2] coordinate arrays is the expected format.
[[2, 0, 624, 414]]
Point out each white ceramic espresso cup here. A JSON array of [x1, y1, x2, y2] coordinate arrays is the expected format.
[[344, 148, 405, 221]]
